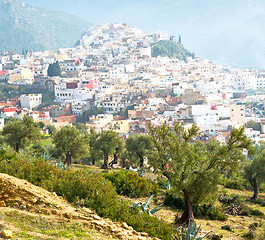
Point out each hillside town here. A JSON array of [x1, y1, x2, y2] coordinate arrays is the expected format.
[[0, 23, 264, 144]]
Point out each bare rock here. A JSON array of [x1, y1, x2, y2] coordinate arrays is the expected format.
[[0, 201, 6, 207], [0, 229, 13, 239]]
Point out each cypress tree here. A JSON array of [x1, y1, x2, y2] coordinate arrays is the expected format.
[[47, 61, 61, 77]]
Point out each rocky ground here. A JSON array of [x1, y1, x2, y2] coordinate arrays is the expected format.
[[0, 173, 158, 240]]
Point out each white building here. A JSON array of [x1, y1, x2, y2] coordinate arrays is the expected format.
[[193, 113, 219, 134], [20, 94, 42, 109], [54, 81, 94, 102]]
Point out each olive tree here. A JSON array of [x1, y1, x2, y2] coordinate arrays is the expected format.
[[244, 150, 265, 200], [2, 115, 41, 152], [53, 125, 89, 165], [148, 123, 254, 222], [126, 134, 154, 168], [97, 130, 122, 169]]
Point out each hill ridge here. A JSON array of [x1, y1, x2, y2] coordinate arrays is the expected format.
[[0, 0, 92, 53]]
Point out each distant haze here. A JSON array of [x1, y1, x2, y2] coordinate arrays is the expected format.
[[20, 0, 265, 69]]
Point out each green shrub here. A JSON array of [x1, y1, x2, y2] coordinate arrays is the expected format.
[[248, 222, 260, 230], [224, 179, 245, 191], [0, 150, 173, 239], [218, 194, 238, 205], [242, 230, 256, 239], [250, 209, 264, 216], [0, 147, 16, 161], [164, 192, 227, 221], [164, 192, 185, 209], [103, 170, 159, 198], [193, 204, 227, 221], [221, 225, 233, 231]]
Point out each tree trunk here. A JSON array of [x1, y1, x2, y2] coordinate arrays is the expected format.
[[113, 153, 118, 164], [178, 189, 194, 223], [92, 158, 95, 165], [139, 156, 144, 168], [65, 154, 72, 165], [251, 179, 258, 200], [122, 158, 126, 168], [101, 153, 110, 169], [15, 142, 20, 153]]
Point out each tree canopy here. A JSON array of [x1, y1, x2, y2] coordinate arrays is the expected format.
[[245, 120, 261, 132], [126, 134, 154, 168], [53, 125, 89, 165], [97, 130, 122, 169], [87, 127, 102, 165], [47, 61, 61, 77], [76, 107, 105, 123], [151, 40, 195, 60], [47, 125, 57, 137], [2, 115, 41, 152], [148, 123, 254, 222], [244, 149, 265, 200]]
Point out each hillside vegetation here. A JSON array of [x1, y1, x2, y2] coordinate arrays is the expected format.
[[1, 120, 265, 239], [0, 0, 92, 52], [151, 40, 195, 60]]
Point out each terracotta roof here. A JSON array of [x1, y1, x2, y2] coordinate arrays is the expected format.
[[3, 107, 17, 113]]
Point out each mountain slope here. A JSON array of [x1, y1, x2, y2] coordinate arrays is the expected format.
[[0, 0, 92, 53]]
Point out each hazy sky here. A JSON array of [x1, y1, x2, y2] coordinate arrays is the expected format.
[[20, 0, 265, 69]]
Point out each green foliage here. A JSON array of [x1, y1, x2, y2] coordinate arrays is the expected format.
[[243, 230, 256, 239], [246, 120, 261, 132], [53, 125, 89, 165], [151, 40, 195, 60], [244, 150, 265, 200], [85, 127, 102, 165], [2, 115, 41, 152], [126, 134, 154, 168], [173, 221, 210, 240], [74, 122, 88, 134], [47, 125, 57, 136], [38, 121, 45, 129], [164, 192, 227, 221], [224, 179, 245, 191], [0, 150, 173, 239], [164, 192, 185, 209], [131, 194, 163, 215], [119, 104, 135, 117], [103, 170, 159, 198], [158, 178, 171, 190], [47, 61, 61, 77], [193, 204, 227, 221], [148, 123, 254, 221], [221, 225, 233, 231], [0, 84, 54, 106], [248, 222, 260, 231], [97, 130, 123, 168], [218, 194, 238, 205], [0, 146, 17, 161], [249, 209, 264, 216], [76, 107, 105, 123]]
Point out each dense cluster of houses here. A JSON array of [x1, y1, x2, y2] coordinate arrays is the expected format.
[[0, 23, 265, 144]]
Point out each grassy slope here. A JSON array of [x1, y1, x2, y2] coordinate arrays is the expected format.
[[73, 165, 265, 240], [0, 208, 113, 240]]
